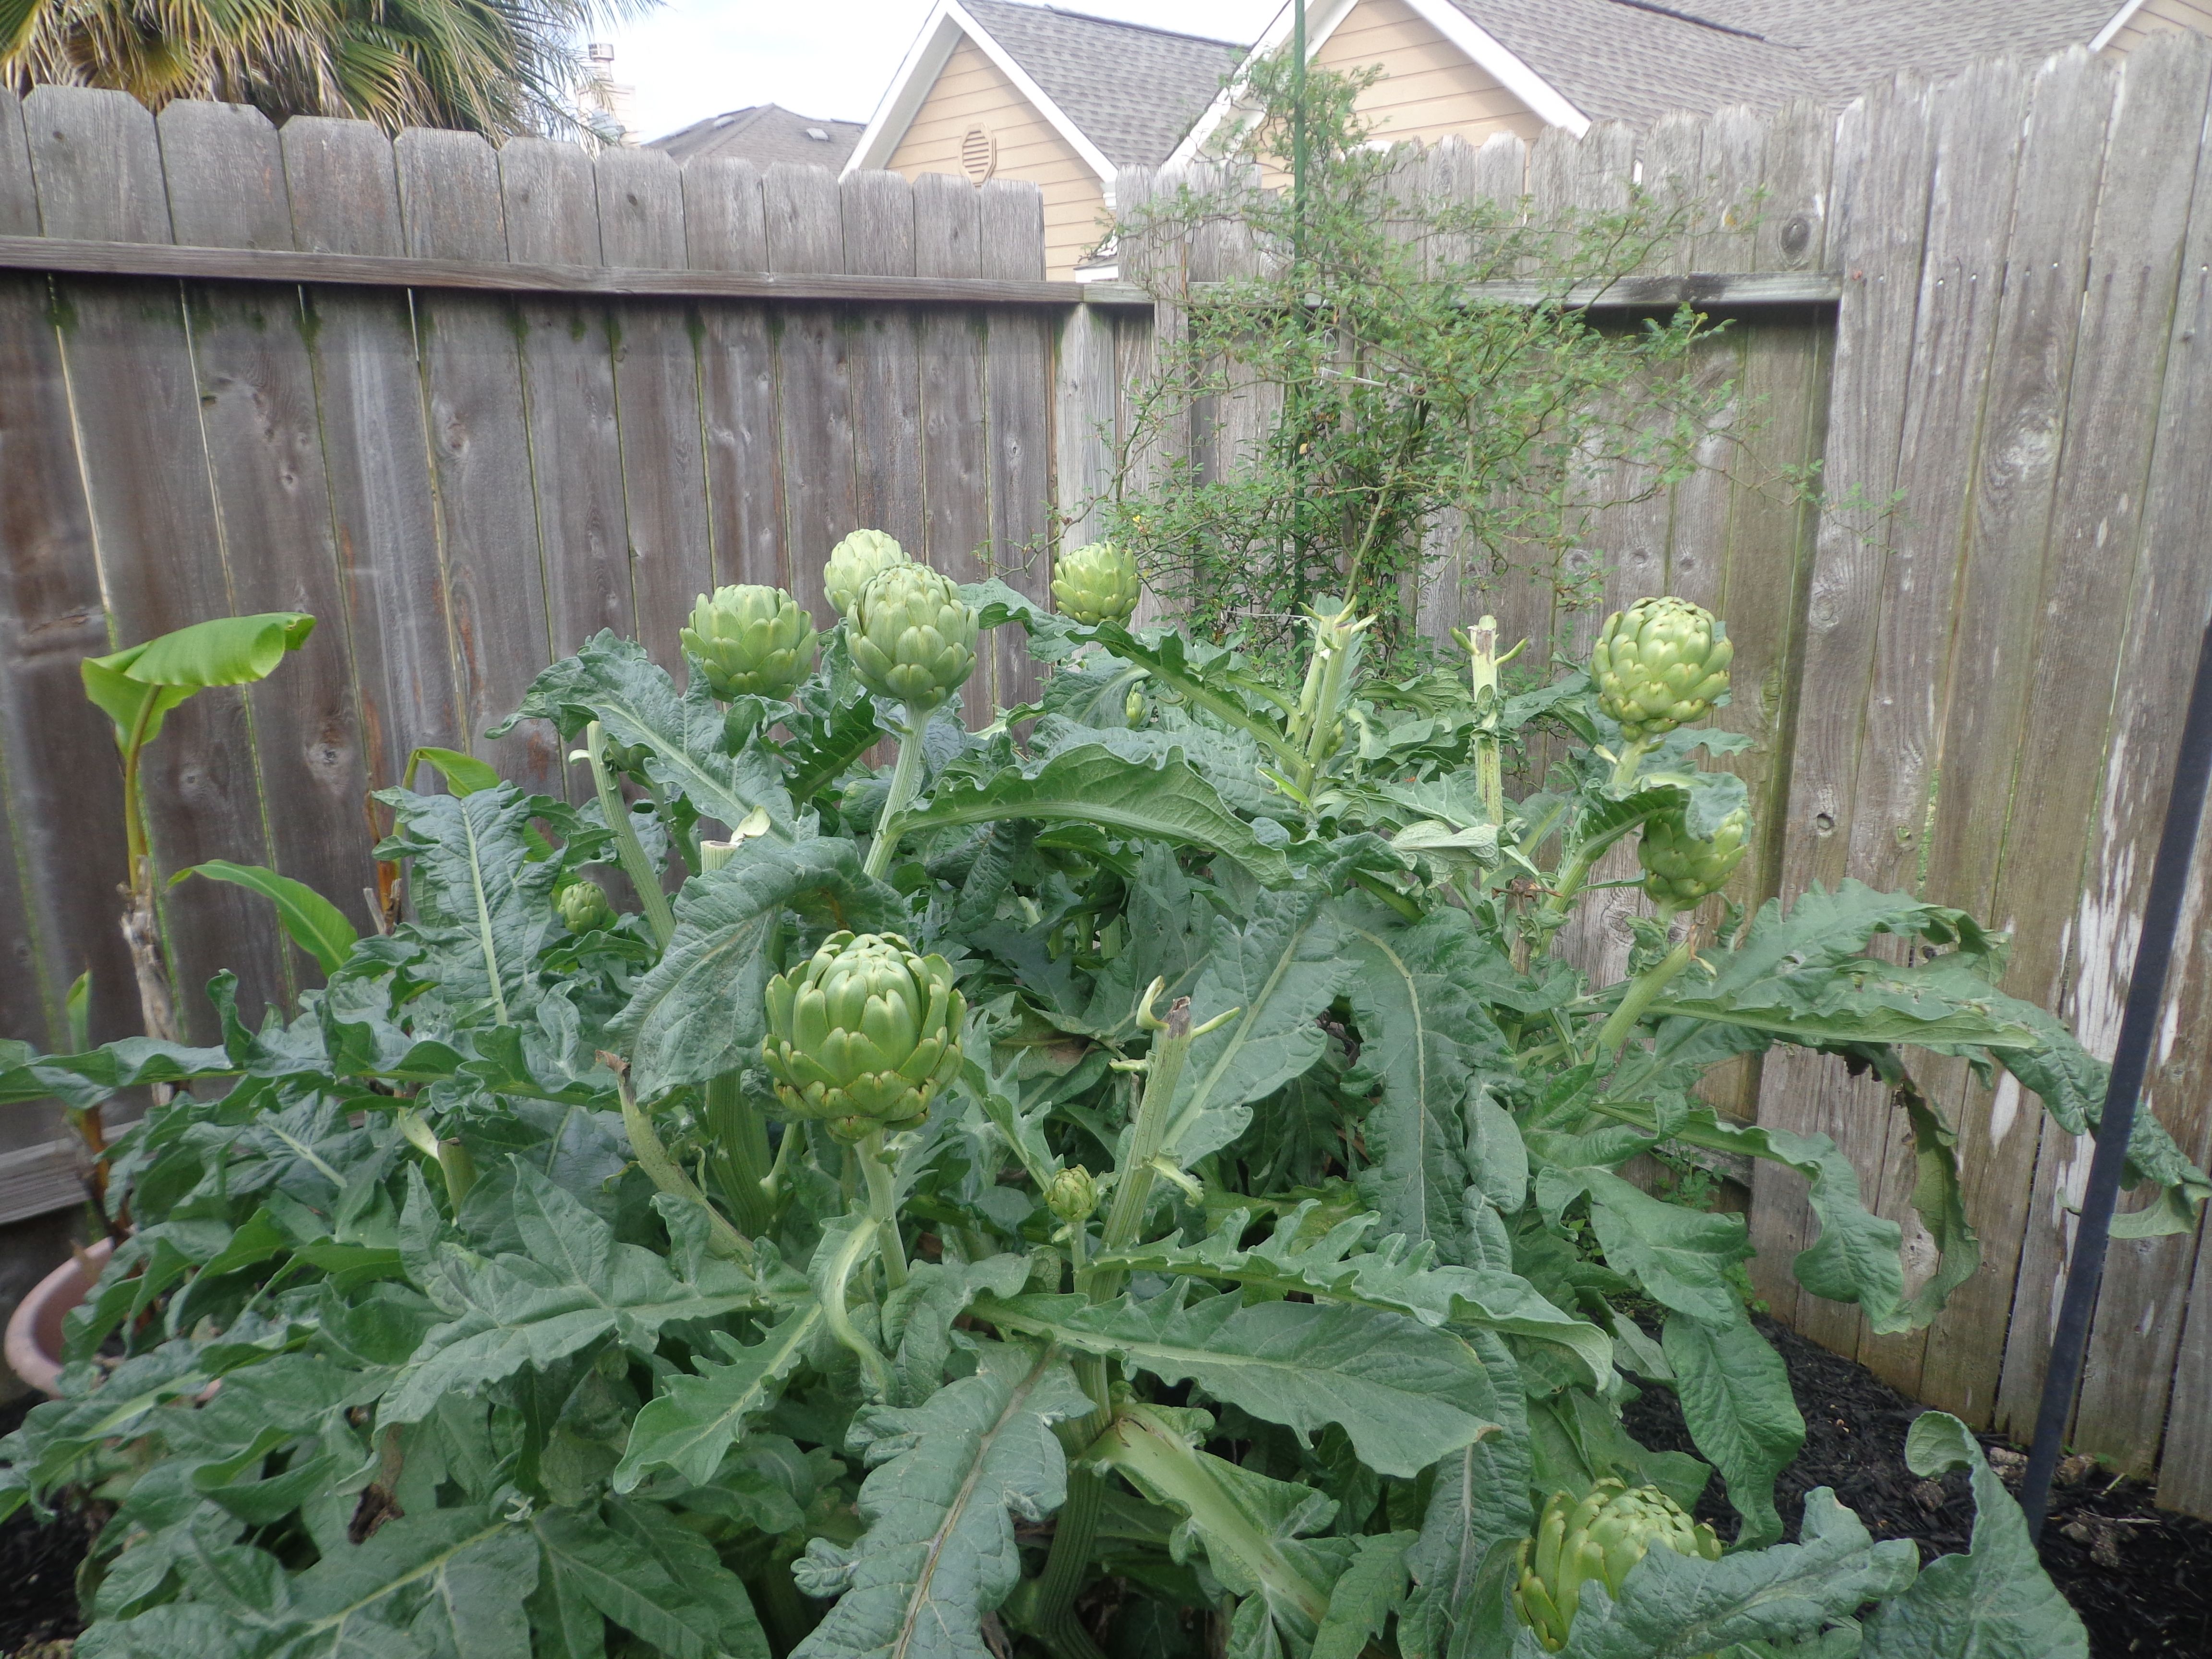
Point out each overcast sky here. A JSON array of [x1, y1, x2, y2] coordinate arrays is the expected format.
[[595, 0, 1282, 144]]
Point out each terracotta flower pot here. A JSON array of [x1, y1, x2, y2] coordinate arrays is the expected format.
[[5, 1238, 113, 1398]]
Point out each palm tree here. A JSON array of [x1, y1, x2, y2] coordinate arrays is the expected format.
[[0, 0, 649, 137]]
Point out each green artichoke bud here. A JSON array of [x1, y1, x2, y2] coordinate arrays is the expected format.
[[1514, 1480, 1722, 1652], [1124, 686, 1147, 725], [682, 584, 819, 700], [557, 879, 615, 935], [1591, 597, 1733, 740], [1052, 541, 1141, 625], [761, 931, 966, 1140], [825, 529, 912, 619], [1046, 1165, 1099, 1225], [848, 564, 979, 711], [1638, 805, 1749, 908]]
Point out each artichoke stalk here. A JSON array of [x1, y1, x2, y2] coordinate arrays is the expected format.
[[1591, 597, 1734, 786], [760, 931, 966, 1142], [1514, 1480, 1722, 1651], [1051, 541, 1142, 625], [681, 584, 819, 701], [1639, 805, 1750, 911], [824, 529, 911, 618]]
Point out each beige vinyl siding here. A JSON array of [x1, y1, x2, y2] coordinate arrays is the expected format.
[[1316, 0, 1547, 149], [2104, 0, 2212, 53], [887, 35, 1109, 278]]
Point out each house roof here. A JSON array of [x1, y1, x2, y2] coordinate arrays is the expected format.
[[847, 0, 1243, 182], [957, 0, 1245, 168], [649, 105, 866, 169], [1441, 0, 2122, 127]]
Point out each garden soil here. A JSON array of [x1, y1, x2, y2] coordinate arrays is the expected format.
[[0, 1319, 2207, 1657]]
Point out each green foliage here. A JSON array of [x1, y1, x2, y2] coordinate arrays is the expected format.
[[2, 574, 2167, 1659], [1101, 60, 1731, 660]]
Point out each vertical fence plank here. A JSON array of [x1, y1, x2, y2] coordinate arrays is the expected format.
[[395, 128, 561, 795], [765, 165, 857, 626], [1992, 30, 2212, 1456], [284, 118, 463, 807], [0, 85, 131, 1081], [980, 180, 1051, 717], [687, 161, 783, 589], [161, 102, 373, 986], [843, 173, 926, 556], [1053, 299, 1118, 552], [1898, 48, 2116, 1427], [28, 86, 284, 1041], [914, 176, 991, 611], [1747, 74, 1939, 1337], [598, 147, 710, 670], [764, 164, 845, 273]]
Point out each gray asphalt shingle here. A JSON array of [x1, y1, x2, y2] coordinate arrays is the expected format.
[[650, 105, 866, 169]]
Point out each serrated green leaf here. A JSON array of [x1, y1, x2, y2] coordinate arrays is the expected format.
[[613, 839, 900, 1098], [897, 743, 1292, 886], [792, 1341, 1092, 1659], [1547, 1168, 1752, 1330], [1399, 1334, 1531, 1659], [1660, 1312, 1803, 1549], [533, 1503, 766, 1659], [1310, 1530, 1415, 1659], [979, 1288, 1503, 1478], [287, 1504, 536, 1658], [613, 1304, 823, 1491], [374, 784, 561, 1026], [1859, 1414, 2087, 1659]]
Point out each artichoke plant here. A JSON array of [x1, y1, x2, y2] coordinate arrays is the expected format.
[[761, 931, 966, 1140], [681, 584, 819, 701], [1514, 1480, 1723, 1651], [824, 529, 911, 618], [1592, 597, 1734, 740], [1051, 541, 1142, 626], [848, 564, 979, 711], [1639, 805, 1750, 909], [556, 878, 615, 935]]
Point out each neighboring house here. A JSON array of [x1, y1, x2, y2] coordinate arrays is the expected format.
[[651, 105, 867, 171], [1171, 0, 2212, 162], [845, 0, 1243, 278]]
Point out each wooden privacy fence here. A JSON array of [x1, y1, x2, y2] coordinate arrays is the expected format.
[[2, 30, 2212, 1517]]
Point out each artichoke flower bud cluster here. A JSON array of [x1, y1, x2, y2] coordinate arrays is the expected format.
[[682, 584, 819, 701], [825, 529, 912, 619], [849, 564, 980, 712], [1046, 1165, 1099, 1224], [760, 931, 966, 1141], [1051, 541, 1142, 626], [556, 879, 615, 935], [1638, 805, 1750, 908], [1514, 1480, 1722, 1652], [1592, 597, 1734, 740]]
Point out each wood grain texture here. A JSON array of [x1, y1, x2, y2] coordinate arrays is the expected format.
[[980, 181, 1052, 719], [764, 163, 843, 274], [0, 89, 34, 237], [156, 102, 290, 251], [914, 175, 991, 622], [279, 117, 404, 256], [843, 173, 925, 557], [20, 86, 168, 242], [681, 157, 767, 271]]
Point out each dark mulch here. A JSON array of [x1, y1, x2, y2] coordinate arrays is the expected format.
[[0, 1392, 95, 1657], [1623, 1315, 2212, 1659]]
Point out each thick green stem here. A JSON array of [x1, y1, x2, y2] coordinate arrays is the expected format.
[[1469, 614, 1504, 825], [699, 839, 776, 1236], [863, 706, 930, 881], [1596, 928, 1694, 1056], [585, 722, 676, 950], [857, 1128, 907, 1293], [1609, 735, 1653, 793], [1078, 999, 1199, 1305], [604, 1053, 752, 1260], [820, 1214, 895, 1399]]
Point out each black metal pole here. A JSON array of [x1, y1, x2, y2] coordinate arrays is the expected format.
[[2021, 610, 2212, 1539]]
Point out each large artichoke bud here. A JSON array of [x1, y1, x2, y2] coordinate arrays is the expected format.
[[1513, 1480, 1722, 1651], [557, 879, 615, 934], [1591, 597, 1734, 740], [761, 931, 966, 1140], [1046, 1165, 1099, 1225], [1051, 541, 1141, 626], [848, 564, 979, 711], [682, 584, 819, 701], [824, 529, 912, 619], [1638, 805, 1750, 908]]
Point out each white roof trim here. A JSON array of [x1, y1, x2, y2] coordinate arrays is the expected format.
[[1166, 0, 1587, 169], [844, 0, 1117, 185], [2090, 0, 2150, 51]]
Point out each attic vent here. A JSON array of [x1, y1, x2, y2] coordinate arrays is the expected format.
[[713, 114, 736, 127], [960, 126, 997, 184], [804, 126, 830, 141]]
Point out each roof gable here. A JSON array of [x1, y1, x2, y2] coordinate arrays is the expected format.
[[650, 105, 865, 168]]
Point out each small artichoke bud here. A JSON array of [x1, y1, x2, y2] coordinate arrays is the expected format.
[[761, 931, 966, 1141], [1513, 1480, 1722, 1651], [1046, 1165, 1099, 1225], [557, 879, 615, 934], [824, 529, 912, 619], [682, 584, 819, 701], [1051, 541, 1142, 625], [1591, 597, 1733, 740], [1124, 686, 1147, 725], [848, 564, 980, 712], [1638, 805, 1750, 908]]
